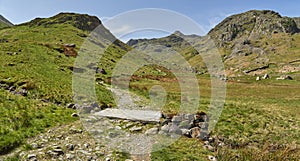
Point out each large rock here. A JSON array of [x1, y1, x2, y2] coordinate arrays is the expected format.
[[95, 109, 161, 123], [168, 124, 182, 135]]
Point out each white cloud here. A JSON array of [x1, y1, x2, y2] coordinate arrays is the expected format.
[[110, 24, 133, 36]]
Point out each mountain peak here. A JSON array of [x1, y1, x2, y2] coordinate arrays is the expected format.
[[24, 12, 101, 31], [173, 30, 184, 36]]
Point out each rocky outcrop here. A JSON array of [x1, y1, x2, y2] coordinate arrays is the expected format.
[[25, 13, 101, 31], [209, 10, 299, 47]]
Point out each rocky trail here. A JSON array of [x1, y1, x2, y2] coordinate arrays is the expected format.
[[0, 86, 221, 161]]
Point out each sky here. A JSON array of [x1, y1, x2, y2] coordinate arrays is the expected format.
[[0, 0, 299, 41]]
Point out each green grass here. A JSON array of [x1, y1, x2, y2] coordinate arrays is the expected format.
[[0, 89, 78, 154], [126, 73, 300, 160], [0, 20, 127, 153]]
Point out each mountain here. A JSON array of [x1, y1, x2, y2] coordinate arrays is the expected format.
[[127, 10, 300, 77], [0, 15, 13, 29], [208, 10, 298, 47]]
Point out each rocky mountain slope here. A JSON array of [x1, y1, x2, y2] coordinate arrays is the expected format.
[[128, 10, 300, 77]]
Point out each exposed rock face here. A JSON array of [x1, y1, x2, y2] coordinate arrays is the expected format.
[[209, 10, 299, 47]]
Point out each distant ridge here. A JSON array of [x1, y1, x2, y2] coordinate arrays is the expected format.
[[126, 10, 300, 76]]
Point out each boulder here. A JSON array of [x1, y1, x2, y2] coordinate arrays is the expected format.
[[168, 124, 182, 135]]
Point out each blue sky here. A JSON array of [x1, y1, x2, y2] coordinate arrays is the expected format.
[[1, 0, 299, 41]]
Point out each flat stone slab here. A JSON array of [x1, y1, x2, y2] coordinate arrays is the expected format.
[[94, 109, 161, 122]]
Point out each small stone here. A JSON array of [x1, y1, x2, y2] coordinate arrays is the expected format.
[[66, 153, 74, 160], [95, 146, 101, 151], [208, 137, 215, 143], [31, 143, 39, 149], [105, 157, 111, 161], [17, 89, 28, 96], [208, 155, 217, 161], [204, 141, 210, 145], [125, 122, 134, 128], [52, 146, 64, 154], [115, 126, 122, 130], [108, 132, 119, 138], [71, 113, 79, 117], [27, 154, 37, 160], [129, 126, 142, 132], [181, 128, 190, 136], [69, 128, 83, 134], [66, 144, 75, 151], [145, 127, 158, 135], [218, 142, 225, 147], [262, 74, 269, 79], [161, 124, 170, 132], [66, 103, 75, 109], [84, 143, 90, 148]]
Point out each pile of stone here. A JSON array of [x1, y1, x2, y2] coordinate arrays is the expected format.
[[158, 112, 209, 140]]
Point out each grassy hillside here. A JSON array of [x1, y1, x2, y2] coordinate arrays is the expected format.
[[0, 13, 129, 155], [0, 10, 299, 160]]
